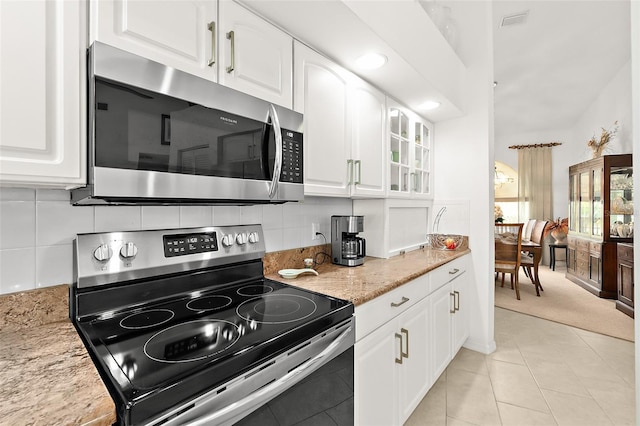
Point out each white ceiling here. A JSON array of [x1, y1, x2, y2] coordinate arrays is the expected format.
[[238, 0, 631, 137], [492, 0, 631, 139]]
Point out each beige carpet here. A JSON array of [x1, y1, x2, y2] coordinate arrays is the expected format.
[[495, 265, 634, 342]]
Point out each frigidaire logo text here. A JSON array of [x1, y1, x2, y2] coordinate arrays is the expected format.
[[220, 116, 238, 124]]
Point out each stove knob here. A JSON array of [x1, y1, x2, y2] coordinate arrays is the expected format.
[[119, 242, 138, 259], [248, 232, 259, 244], [221, 234, 234, 248], [93, 244, 113, 262], [236, 233, 248, 245]]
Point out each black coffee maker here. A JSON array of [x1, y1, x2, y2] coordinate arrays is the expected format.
[[331, 216, 366, 266]]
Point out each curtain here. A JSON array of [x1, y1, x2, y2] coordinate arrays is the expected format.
[[517, 147, 552, 221]]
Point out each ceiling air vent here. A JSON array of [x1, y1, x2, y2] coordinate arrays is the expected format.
[[500, 11, 529, 27]]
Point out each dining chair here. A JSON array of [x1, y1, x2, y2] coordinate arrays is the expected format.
[[523, 219, 537, 241], [495, 223, 524, 300], [520, 220, 548, 295]]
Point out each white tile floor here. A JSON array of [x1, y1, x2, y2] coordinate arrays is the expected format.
[[405, 307, 635, 426]]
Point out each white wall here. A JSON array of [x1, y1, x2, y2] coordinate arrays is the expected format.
[[0, 188, 351, 294], [434, 1, 495, 354], [494, 59, 632, 220]]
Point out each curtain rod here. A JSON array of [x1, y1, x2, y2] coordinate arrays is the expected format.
[[508, 142, 562, 149]]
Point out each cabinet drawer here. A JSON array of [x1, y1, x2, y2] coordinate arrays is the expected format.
[[576, 250, 590, 262], [576, 238, 590, 251], [618, 244, 634, 263], [589, 242, 602, 254], [355, 274, 429, 341], [429, 256, 468, 293]]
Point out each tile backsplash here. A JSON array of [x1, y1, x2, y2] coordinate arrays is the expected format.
[[0, 188, 351, 294]]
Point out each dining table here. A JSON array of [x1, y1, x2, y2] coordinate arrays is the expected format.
[[520, 240, 543, 295]]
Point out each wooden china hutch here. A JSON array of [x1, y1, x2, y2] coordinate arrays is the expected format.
[[566, 155, 633, 314]]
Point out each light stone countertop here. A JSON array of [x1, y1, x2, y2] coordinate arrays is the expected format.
[[265, 246, 471, 305], [0, 285, 116, 426]]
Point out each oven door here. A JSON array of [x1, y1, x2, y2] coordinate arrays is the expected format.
[[72, 42, 303, 205], [151, 318, 354, 426]]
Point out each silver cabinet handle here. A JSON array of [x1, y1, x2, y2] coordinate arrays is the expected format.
[[354, 160, 361, 185], [390, 296, 409, 307], [450, 292, 455, 314], [400, 328, 409, 359], [449, 268, 460, 275], [395, 332, 403, 364], [347, 159, 354, 185], [454, 290, 460, 312], [226, 30, 235, 73], [207, 22, 216, 66], [267, 104, 282, 199]]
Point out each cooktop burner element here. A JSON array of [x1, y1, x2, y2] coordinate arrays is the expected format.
[[186, 295, 233, 312], [237, 294, 317, 324], [237, 284, 274, 296], [144, 319, 241, 363], [120, 309, 175, 329]]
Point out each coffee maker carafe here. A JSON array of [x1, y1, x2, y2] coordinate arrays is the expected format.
[[331, 216, 366, 266]]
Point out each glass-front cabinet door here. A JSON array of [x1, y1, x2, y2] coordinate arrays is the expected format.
[[387, 98, 433, 199], [389, 107, 410, 195], [412, 121, 431, 196], [568, 154, 633, 242], [609, 165, 633, 240]]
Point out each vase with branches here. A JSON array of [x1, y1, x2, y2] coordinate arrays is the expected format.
[[587, 121, 618, 158]]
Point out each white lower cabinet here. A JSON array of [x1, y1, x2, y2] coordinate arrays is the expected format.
[[355, 294, 430, 426], [430, 257, 469, 383], [355, 254, 469, 425]]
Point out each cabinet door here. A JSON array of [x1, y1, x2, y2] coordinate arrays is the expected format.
[[430, 282, 453, 383], [398, 298, 431, 424], [218, 1, 292, 108], [410, 118, 433, 199], [452, 273, 469, 354], [354, 319, 399, 426], [91, 0, 217, 81], [0, 0, 86, 188], [294, 42, 351, 197], [351, 78, 386, 198]]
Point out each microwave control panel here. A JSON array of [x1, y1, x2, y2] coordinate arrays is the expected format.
[[280, 130, 303, 184]]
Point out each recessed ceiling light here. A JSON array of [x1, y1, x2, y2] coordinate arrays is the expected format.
[[355, 53, 388, 70], [418, 100, 441, 111]]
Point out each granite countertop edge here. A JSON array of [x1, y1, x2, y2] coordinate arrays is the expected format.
[[266, 247, 471, 306]]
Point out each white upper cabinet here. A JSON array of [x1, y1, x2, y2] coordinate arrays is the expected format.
[[388, 98, 433, 199], [0, 0, 86, 188], [91, 1, 293, 108], [350, 77, 387, 198], [295, 41, 386, 198], [218, 1, 293, 108], [91, 0, 218, 81]]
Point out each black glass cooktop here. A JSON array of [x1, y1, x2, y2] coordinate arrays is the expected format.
[[79, 278, 352, 398]]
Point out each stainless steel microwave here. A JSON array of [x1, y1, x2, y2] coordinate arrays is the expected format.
[[72, 42, 303, 205]]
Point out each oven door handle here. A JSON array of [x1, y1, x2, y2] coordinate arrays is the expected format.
[[268, 104, 282, 200], [183, 326, 352, 426]]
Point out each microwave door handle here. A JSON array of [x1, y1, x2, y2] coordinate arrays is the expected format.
[[268, 104, 282, 199]]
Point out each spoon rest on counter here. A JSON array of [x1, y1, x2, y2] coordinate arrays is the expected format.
[[277, 268, 319, 279]]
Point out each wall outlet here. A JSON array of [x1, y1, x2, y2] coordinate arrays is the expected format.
[[311, 222, 320, 240]]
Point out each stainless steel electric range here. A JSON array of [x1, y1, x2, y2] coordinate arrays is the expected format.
[[70, 225, 354, 426]]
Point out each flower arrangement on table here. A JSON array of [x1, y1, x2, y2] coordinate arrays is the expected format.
[[543, 217, 569, 242], [587, 120, 618, 158], [494, 205, 504, 223]]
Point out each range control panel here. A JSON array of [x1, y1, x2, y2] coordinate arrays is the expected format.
[[163, 232, 218, 257], [74, 225, 266, 289]]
